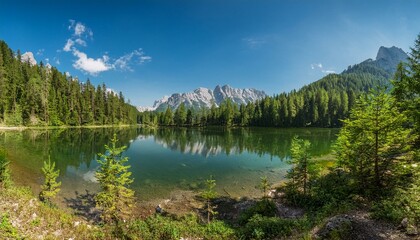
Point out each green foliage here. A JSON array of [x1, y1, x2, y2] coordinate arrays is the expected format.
[[0, 148, 12, 188], [258, 176, 271, 198], [4, 104, 23, 126], [392, 34, 420, 141], [174, 103, 187, 126], [335, 88, 415, 196], [95, 134, 134, 224], [239, 214, 304, 240], [201, 176, 218, 223], [0, 214, 21, 239], [308, 168, 355, 209], [239, 199, 277, 225], [39, 156, 61, 203], [371, 170, 419, 225], [0, 40, 139, 126], [125, 214, 236, 240], [287, 136, 319, 196]]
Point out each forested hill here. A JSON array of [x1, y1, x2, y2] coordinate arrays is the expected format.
[[0, 40, 139, 126], [247, 46, 408, 128], [139, 46, 408, 127]]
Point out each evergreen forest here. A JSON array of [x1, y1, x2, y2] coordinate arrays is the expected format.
[[0, 40, 139, 126]]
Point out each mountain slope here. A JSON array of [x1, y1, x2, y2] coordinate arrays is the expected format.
[[139, 85, 266, 112]]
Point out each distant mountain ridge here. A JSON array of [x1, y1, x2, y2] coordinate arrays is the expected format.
[[342, 46, 407, 78], [138, 85, 267, 112]]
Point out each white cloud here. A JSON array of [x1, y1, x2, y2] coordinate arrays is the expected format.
[[63, 39, 74, 52], [114, 48, 152, 71], [72, 49, 112, 75], [74, 23, 86, 36], [311, 63, 323, 69], [68, 20, 93, 38], [310, 62, 335, 74], [54, 57, 60, 65], [65, 71, 71, 77], [75, 38, 87, 46], [61, 19, 151, 76], [36, 49, 44, 56], [140, 55, 152, 63], [68, 19, 75, 30], [242, 37, 267, 49]]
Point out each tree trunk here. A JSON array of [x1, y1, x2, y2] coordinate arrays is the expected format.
[[374, 131, 380, 189]]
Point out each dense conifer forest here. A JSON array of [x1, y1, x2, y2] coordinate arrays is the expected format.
[[0, 40, 139, 126]]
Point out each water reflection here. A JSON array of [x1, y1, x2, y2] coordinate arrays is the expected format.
[[1, 127, 338, 200], [0, 127, 140, 175], [140, 127, 337, 160]]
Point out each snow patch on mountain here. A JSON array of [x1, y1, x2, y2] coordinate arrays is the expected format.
[[137, 85, 266, 112], [21, 52, 37, 66]]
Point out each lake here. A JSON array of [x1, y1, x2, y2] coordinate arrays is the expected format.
[[0, 127, 338, 202]]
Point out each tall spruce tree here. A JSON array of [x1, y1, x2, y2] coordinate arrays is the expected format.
[[335, 89, 414, 196], [95, 134, 134, 224], [287, 136, 318, 196], [174, 103, 187, 126]]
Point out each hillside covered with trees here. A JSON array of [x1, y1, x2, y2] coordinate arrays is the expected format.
[[0, 40, 139, 126], [140, 46, 407, 128]]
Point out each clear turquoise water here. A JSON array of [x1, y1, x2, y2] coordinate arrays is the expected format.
[[0, 127, 338, 201]]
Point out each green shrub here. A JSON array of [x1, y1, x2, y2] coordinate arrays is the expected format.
[[371, 198, 405, 224], [0, 214, 21, 239], [239, 199, 277, 224], [124, 214, 236, 240], [204, 220, 236, 240], [371, 170, 419, 226], [239, 214, 303, 240]]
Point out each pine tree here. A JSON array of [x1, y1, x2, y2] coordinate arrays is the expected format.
[[201, 176, 218, 223], [186, 109, 193, 126], [287, 136, 318, 196], [174, 103, 187, 126], [163, 107, 173, 126], [335, 88, 414, 196], [39, 157, 61, 203], [258, 176, 272, 198], [95, 134, 134, 224]]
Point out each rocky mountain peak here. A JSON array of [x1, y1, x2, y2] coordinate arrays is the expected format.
[[343, 46, 408, 76], [21, 52, 37, 66], [376, 46, 407, 62], [375, 46, 408, 73], [138, 85, 266, 112]]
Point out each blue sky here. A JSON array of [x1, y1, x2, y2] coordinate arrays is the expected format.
[[1, 0, 419, 107]]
